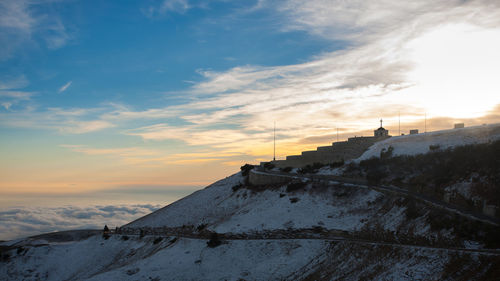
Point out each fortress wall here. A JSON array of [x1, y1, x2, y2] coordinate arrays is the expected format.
[[248, 169, 294, 185], [317, 146, 335, 153], [272, 136, 389, 169], [331, 141, 349, 147], [301, 150, 318, 157], [274, 157, 305, 168]]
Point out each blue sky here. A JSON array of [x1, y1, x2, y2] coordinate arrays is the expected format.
[[1, 0, 338, 110], [2, 0, 500, 239]]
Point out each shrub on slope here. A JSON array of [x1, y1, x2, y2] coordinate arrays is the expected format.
[[344, 140, 500, 213]]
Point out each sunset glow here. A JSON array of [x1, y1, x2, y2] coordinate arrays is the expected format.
[[407, 23, 500, 118], [1, 0, 500, 201]]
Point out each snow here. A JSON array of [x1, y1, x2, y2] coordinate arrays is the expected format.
[[126, 173, 422, 235], [357, 123, 500, 161], [380, 206, 406, 232], [3, 233, 492, 281], [126, 173, 244, 228], [464, 240, 483, 250], [213, 187, 383, 233], [445, 181, 472, 200], [2, 172, 498, 280], [1, 235, 328, 281], [316, 166, 344, 176], [3, 125, 500, 280]]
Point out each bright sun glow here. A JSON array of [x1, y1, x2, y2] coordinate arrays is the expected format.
[[406, 23, 500, 118]]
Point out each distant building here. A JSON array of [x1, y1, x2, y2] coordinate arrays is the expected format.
[[454, 123, 465, 129], [374, 119, 389, 137], [374, 127, 389, 137], [269, 121, 391, 169], [410, 129, 419, 135]]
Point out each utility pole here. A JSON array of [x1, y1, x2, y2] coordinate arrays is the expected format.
[[398, 111, 401, 136], [273, 121, 276, 161], [336, 127, 339, 142]]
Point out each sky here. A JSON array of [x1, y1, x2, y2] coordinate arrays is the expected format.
[[1, 0, 500, 239]]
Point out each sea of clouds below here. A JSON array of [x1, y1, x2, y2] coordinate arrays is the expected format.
[[0, 204, 162, 241]]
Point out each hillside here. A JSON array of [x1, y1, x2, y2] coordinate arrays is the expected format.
[[2, 124, 500, 280], [358, 123, 500, 160]]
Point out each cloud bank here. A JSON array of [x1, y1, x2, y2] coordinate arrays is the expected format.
[[0, 204, 161, 241]]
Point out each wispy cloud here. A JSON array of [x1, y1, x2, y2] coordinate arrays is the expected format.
[[1, 102, 12, 110], [3, 0, 500, 166], [0, 75, 29, 90], [60, 120, 115, 134], [272, 0, 500, 43], [0, 107, 114, 134], [143, 0, 191, 18], [60, 145, 160, 163], [58, 81, 72, 93], [160, 0, 190, 14], [0, 75, 33, 110], [0, 0, 71, 60], [44, 17, 71, 49], [0, 0, 36, 31], [121, 0, 500, 160], [0, 91, 33, 110], [0, 91, 32, 100]]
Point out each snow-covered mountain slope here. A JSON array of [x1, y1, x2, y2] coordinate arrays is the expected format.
[[3, 233, 499, 280], [3, 125, 500, 280], [2, 170, 499, 280], [125, 174, 244, 229], [125, 173, 429, 237], [358, 123, 500, 160]]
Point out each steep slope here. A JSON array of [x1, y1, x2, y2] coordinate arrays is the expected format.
[[125, 174, 244, 229], [126, 173, 432, 239]]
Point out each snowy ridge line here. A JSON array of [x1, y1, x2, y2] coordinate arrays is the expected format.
[[253, 169, 500, 226], [358, 123, 500, 160], [122, 177, 230, 228], [105, 228, 500, 256]]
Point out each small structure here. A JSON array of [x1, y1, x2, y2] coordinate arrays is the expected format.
[[374, 119, 389, 137], [410, 129, 419, 135], [454, 123, 465, 129]]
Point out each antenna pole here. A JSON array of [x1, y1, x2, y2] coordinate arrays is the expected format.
[[425, 113, 427, 133], [273, 121, 276, 161]]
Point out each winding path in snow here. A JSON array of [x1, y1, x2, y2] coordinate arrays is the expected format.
[[109, 229, 500, 256], [251, 169, 500, 227]]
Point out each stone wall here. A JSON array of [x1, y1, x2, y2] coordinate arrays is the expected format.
[[248, 169, 295, 185], [271, 135, 389, 169]]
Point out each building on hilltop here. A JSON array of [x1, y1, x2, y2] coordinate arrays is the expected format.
[[374, 119, 389, 137], [268, 121, 391, 169], [374, 127, 389, 137]]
